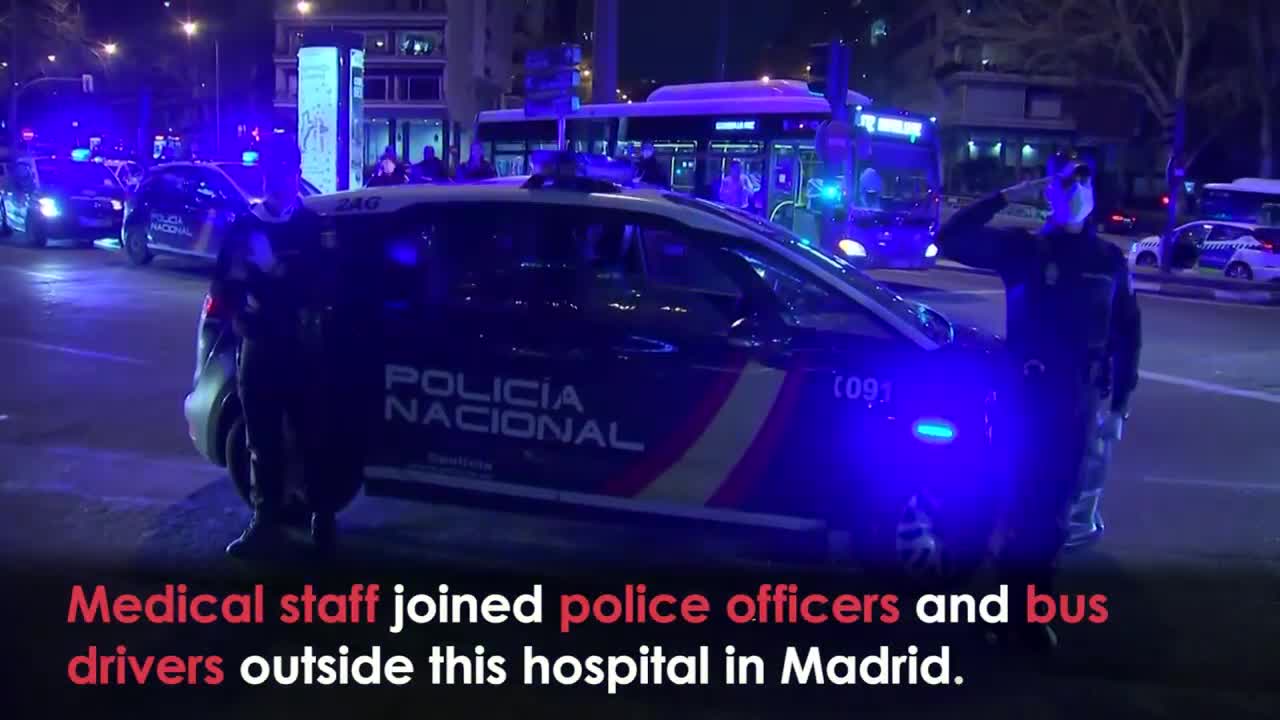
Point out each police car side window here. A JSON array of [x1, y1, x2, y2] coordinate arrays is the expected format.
[[726, 245, 895, 340], [638, 227, 744, 298]]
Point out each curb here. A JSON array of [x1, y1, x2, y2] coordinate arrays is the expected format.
[[1130, 280, 1280, 305], [931, 262, 1280, 305]]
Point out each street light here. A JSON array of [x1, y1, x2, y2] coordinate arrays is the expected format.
[[760, 75, 770, 82], [103, 43, 118, 56], [182, 21, 199, 36], [47, 54, 57, 63], [297, 0, 313, 13]]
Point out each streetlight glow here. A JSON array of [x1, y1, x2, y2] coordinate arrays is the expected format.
[[47, 54, 57, 63], [760, 75, 771, 82], [296, 1, 313, 13], [103, 43, 118, 55], [182, 21, 199, 36]]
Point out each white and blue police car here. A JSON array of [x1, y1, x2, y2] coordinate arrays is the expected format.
[[1129, 220, 1280, 281]]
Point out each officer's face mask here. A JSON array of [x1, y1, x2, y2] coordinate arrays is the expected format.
[[1046, 170, 1094, 228]]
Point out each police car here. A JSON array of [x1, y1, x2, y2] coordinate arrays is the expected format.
[[1, 154, 126, 247], [183, 156, 1103, 582], [1129, 220, 1280, 281], [121, 157, 320, 266]]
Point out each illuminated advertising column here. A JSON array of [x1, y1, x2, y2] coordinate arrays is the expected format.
[[298, 32, 364, 194]]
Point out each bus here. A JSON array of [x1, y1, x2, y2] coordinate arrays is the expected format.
[[476, 80, 943, 269], [1199, 178, 1280, 226]]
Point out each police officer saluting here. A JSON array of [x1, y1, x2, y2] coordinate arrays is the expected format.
[[212, 134, 337, 558], [937, 152, 1141, 652]]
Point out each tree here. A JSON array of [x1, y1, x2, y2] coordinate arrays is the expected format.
[[1244, 0, 1280, 178], [955, 0, 1247, 271]]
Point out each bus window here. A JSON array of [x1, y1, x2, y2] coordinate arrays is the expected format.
[[493, 141, 528, 176], [767, 142, 820, 225], [852, 140, 936, 217], [709, 141, 764, 210], [619, 140, 697, 191]]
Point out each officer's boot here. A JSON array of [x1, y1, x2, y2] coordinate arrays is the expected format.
[[226, 452, 289, 557], [225, 511, 287, 557], [311, 512, 337, 558]]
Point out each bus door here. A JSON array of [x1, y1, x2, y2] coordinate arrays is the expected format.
[[707, 141, 764, 211], [766, 141, 822, 240], [492, 141, 529, 177]]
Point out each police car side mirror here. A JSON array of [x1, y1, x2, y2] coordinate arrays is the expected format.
[[726, 312, 791, 352]]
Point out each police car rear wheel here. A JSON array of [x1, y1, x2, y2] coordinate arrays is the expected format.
[[225, 415, 311, 528], [1135, 252, 1157, 267], [856, 489, 995, 590], [1226, 261, 1253, 281], [124, 222, 153, 265]]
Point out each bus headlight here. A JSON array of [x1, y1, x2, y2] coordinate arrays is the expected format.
[[838, 239, 867, 257], [925, 243, 939, 258], [38, 197, 60, 218]]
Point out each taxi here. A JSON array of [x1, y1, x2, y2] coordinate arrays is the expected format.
[[183, 155, 1040, 584]]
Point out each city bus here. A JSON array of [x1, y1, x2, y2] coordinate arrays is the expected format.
[[1199, 178, 1280, 226], [475, 80, 943, 268]]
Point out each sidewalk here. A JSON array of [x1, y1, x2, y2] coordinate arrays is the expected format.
[[934, 260, 1280, 305]]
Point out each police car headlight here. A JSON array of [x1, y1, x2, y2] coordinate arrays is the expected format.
[[38, 197, 60, 218], [838, 239, 867, 257], [110, 199, 124, 212], [925, 243, 939, 258]]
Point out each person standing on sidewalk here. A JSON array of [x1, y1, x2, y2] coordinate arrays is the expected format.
[[936, 152, 1142, 652]]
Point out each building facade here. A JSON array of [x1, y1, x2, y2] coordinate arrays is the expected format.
[[273, 0, 552, 174], [870, 1, 1148, 200]]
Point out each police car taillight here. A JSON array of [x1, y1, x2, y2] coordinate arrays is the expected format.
[[201, 294, 219, 318]]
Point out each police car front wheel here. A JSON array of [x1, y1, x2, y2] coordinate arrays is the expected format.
[[224, 415, 311, 528], [124, 222, 152, 265]]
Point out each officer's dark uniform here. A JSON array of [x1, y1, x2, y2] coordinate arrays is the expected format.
[[937, 189, 1142, 605], [212, 194, 330, 553]]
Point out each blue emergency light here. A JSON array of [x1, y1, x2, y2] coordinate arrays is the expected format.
[[912, 418, 956, 444], [820, 183, 842, 202], [71, 148, 91, 162], [242, 151, 259, 165]]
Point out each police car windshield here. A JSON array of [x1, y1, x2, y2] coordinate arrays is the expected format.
[[215, 163, 263, 198], [662, 194, 951, 343], [35, 160, 121, 192]]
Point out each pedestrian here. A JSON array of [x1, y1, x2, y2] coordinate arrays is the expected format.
[[936, 152, 1142, 652], [718, 160, 751, 209], [366, 153, 406, 187], [211, 133, 339, 558], [634, 141, 667, 186], [410, 145, 448, 183], [456, 141, 496, 182]]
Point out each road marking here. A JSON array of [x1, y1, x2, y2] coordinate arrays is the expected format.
[[0, 337, 147, 365], [1138, 370, 1280, 405], [1144, 475, 1280, 494]]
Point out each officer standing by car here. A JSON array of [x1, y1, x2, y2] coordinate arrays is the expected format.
[[211, 134, 339, 558], [937, 153, 1142, 652]]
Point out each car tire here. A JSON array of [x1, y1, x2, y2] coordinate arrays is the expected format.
[[1135, 252, 1158, 267], [123, 220, 153, 265], [224, 415, 312, 529], [852, 485, 998, 591], [1225, 261, 1253, 281], [22, 217, 48, 248]]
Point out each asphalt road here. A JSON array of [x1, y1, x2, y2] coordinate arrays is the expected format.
[[1, 242, 1278, 718]]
